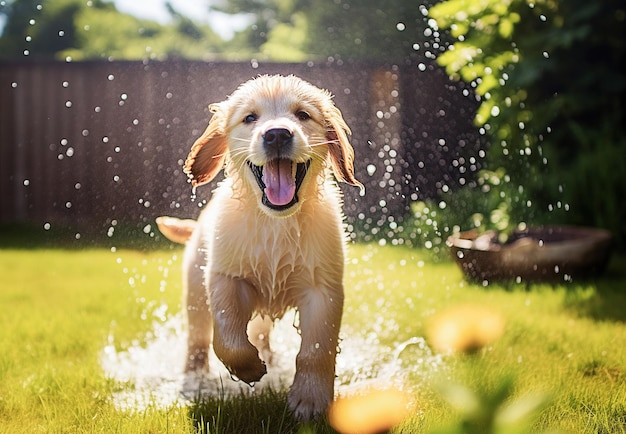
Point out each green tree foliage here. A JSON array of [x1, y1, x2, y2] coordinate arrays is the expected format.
[[259, 11, 308, 61], [300, 0, 434, 63], [0, 0, 224, 60], [429, 0, 626, 246], [1, 0, 435, 62], [212, 0, 302, 56], [0, 0, 86, 58], [211, 0, 437, 62]]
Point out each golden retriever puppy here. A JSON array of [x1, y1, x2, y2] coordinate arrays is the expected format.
[[156, 75, 362, 419]]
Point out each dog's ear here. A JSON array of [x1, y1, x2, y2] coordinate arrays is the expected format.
[[184, 103, 228, 187], [325, 105, 364, 191]]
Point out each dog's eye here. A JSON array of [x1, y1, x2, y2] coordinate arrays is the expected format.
[[295, 110, 311, 121], [243, 113, 258, 124]]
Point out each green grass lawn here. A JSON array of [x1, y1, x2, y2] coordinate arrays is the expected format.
[[1, 243, 625, 433]]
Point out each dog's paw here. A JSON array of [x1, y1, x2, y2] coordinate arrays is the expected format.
[[226, 357, 267, 384], [215, 341, 267, 384], [258, 346, 274, 367], [288, 373, 333, 420]]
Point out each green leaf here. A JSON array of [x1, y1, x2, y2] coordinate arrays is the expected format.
[[494, 392, 551, 434]]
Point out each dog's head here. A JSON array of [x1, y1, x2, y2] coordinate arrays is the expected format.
[[184, 75, 362, 217]]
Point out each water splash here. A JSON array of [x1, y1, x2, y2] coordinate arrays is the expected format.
[[101, 309, 444, 410]]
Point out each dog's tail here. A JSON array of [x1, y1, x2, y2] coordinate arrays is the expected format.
[[155, 216, 197, 244]]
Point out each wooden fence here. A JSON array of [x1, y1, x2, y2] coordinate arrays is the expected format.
[[0, 60, 480, 236]]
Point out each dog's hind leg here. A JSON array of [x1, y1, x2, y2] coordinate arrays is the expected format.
[[183, 234, 212, 373], [247, 315, 274, 366]]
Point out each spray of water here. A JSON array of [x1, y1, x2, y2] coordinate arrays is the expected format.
[[101, 306, 444, 410]]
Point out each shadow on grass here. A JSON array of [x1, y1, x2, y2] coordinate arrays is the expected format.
[[187, 389, 338, 434], [453, 247, 626, 324], [0, 221, 177, 251], [561, 255, 626, 323]]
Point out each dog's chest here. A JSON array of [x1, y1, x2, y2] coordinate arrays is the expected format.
[[212, 214, 317, 299]]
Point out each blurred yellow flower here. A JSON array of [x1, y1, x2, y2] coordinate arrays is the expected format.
[[427, 304, 505, 354], [328, 388, 412, 434]]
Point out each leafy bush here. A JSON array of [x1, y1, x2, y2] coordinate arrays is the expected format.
[[408, 168, 530, 259], [427, 0, 626, 249]]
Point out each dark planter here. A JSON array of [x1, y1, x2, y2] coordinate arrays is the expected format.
[[447, 226, 613, 282]]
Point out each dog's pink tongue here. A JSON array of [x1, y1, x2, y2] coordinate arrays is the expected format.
[[263, 159, 296, 206]]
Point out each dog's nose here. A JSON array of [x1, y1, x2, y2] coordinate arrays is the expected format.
[[263, 128, 293, 154]]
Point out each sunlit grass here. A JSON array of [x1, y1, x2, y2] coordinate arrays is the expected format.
[[0, 248, 191, 432], [1, 244, 625, 433]]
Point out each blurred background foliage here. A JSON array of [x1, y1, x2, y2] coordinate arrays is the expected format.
[[1, 0, 624, 248], [0, 0, 224, 60], [0, 0, 436, 62]]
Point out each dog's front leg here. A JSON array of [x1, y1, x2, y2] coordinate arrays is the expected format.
[[289, 287, 344, 419], [209, 273, 267, 384]]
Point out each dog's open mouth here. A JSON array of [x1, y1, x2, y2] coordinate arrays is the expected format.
[[247, 159, 311, 211]]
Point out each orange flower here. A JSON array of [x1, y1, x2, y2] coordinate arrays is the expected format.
[[427, 305, 505, 354], [328, 388, 412, 434]]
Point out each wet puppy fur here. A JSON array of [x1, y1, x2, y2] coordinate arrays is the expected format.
[[157, 75, 362, 419]]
